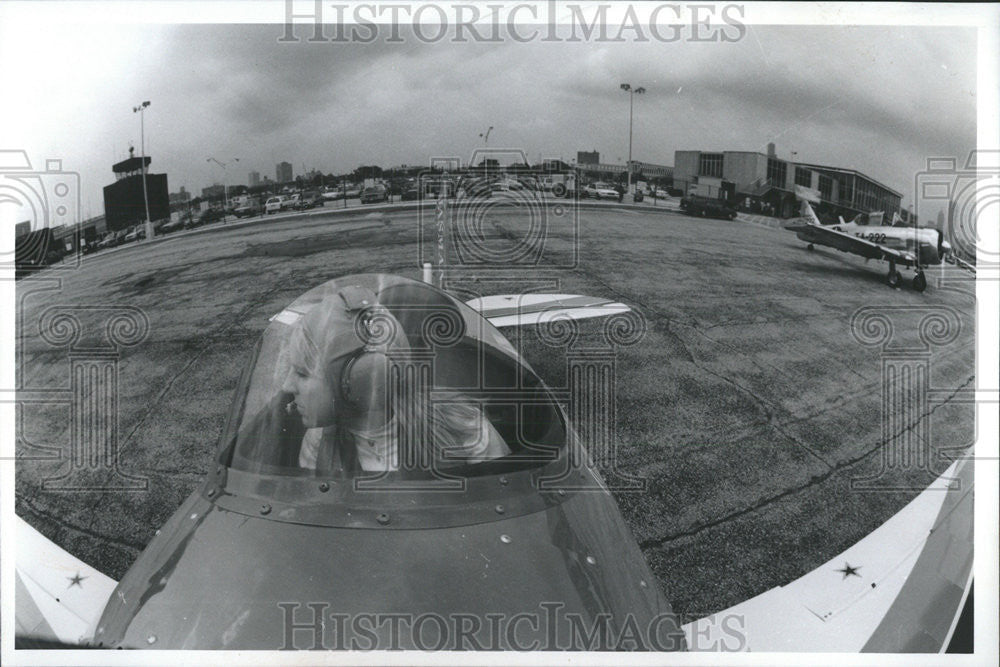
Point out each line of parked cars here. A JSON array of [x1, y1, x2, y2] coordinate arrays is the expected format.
[[261, 190, 327, 215]]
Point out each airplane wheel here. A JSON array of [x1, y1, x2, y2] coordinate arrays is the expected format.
[[887, 270, 902, 289], [807, 244, 815, 251], [912, 272, 927, 292]]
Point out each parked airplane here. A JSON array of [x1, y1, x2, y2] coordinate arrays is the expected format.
[[784, 199, 951, 291]]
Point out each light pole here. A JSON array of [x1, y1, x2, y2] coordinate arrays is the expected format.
[[479, 126, 493, 145], [207, 157, 239, 213], [132, 101, 152, 240], [620, 83, 645, 196]]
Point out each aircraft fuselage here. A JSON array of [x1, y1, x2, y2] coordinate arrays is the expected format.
[[796, 222, 944, 267]]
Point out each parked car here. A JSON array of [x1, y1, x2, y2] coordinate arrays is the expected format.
[[458, 176, 493, 198], [160, 217, 187, 234], [680, 195, 739, 220], [123, 226, 145, 243], [202, 208, 227, 225], [344, 186, 362, 199], [234, 199, 262, 218], [400, 186, 421, 201], [582, 182, 619, 200], [265, 196, 286, 214], [424, 181, 456, 199], [294, 191, 325, 210], [282, 193, 300, 210], [360, 184, 389, 204]]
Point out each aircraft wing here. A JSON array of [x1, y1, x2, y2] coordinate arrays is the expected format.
[[683, 451, 974, 652], [15, 515, 118, 646], [465, 294, 631, 328], [785, 221, 919, 266]]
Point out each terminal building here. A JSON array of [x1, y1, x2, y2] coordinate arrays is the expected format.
[[575, 158, 673, 184], [673, 144, 902, 221], [52, 214, 107, 252]]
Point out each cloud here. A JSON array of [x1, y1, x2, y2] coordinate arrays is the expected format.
[[5, 21, 979, 218]]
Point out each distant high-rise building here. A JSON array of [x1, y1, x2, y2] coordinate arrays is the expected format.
[[577, 150, 600, 165], [202, 183, 225, 198], [169, 186, 191, 204], [276, 162, 293, 184], [249, 171, 261, 187]]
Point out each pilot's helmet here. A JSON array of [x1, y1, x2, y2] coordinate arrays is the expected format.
[[284, 284, 409, 423]]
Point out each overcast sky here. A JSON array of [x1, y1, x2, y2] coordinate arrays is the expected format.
[[1, 11, 980, 225]]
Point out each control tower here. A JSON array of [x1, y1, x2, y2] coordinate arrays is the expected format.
[[102, 146, 169, 233]]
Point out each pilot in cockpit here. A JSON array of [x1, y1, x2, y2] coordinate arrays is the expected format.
[[235, 284, 509, 474]]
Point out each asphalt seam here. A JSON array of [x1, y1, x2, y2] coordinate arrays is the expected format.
[[16, 492, 147, 554]]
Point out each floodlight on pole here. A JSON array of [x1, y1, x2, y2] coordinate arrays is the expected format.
[[620, 83, 645, 195], [132, 100, 153, 240], [207, 157, 240, 212]]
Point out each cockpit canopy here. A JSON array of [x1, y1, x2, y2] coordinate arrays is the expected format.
[[222, 274, 566, 478]]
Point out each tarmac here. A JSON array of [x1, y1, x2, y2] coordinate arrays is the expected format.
[[14, 199, 976, 618]]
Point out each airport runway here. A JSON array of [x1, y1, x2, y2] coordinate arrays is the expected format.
[[15, 204, 975, 618]]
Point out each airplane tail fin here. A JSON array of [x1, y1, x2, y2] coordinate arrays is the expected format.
[[800, 199, 822, 225], [793, 185, 822, 225]]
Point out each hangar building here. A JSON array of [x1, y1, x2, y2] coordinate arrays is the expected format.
[[673, 145, 901, 221]]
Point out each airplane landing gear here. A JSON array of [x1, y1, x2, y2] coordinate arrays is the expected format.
[[912, 271, 927, 292], [807, 243, 815, 251], [886, 261, 901, 289]]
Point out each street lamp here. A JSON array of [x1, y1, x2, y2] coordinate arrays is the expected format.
[[207, 157, 240, 213], [479, 126, 493, 145], [620, 83, 645, 196], [132, 100, 152, 240]]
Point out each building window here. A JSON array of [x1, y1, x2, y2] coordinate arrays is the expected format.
[[767, 158, 787, 187], [794, 167, 812, 187], [698, 153, 724, 178], [818, 174, 832, 201], [840, 176, 853, 205]]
